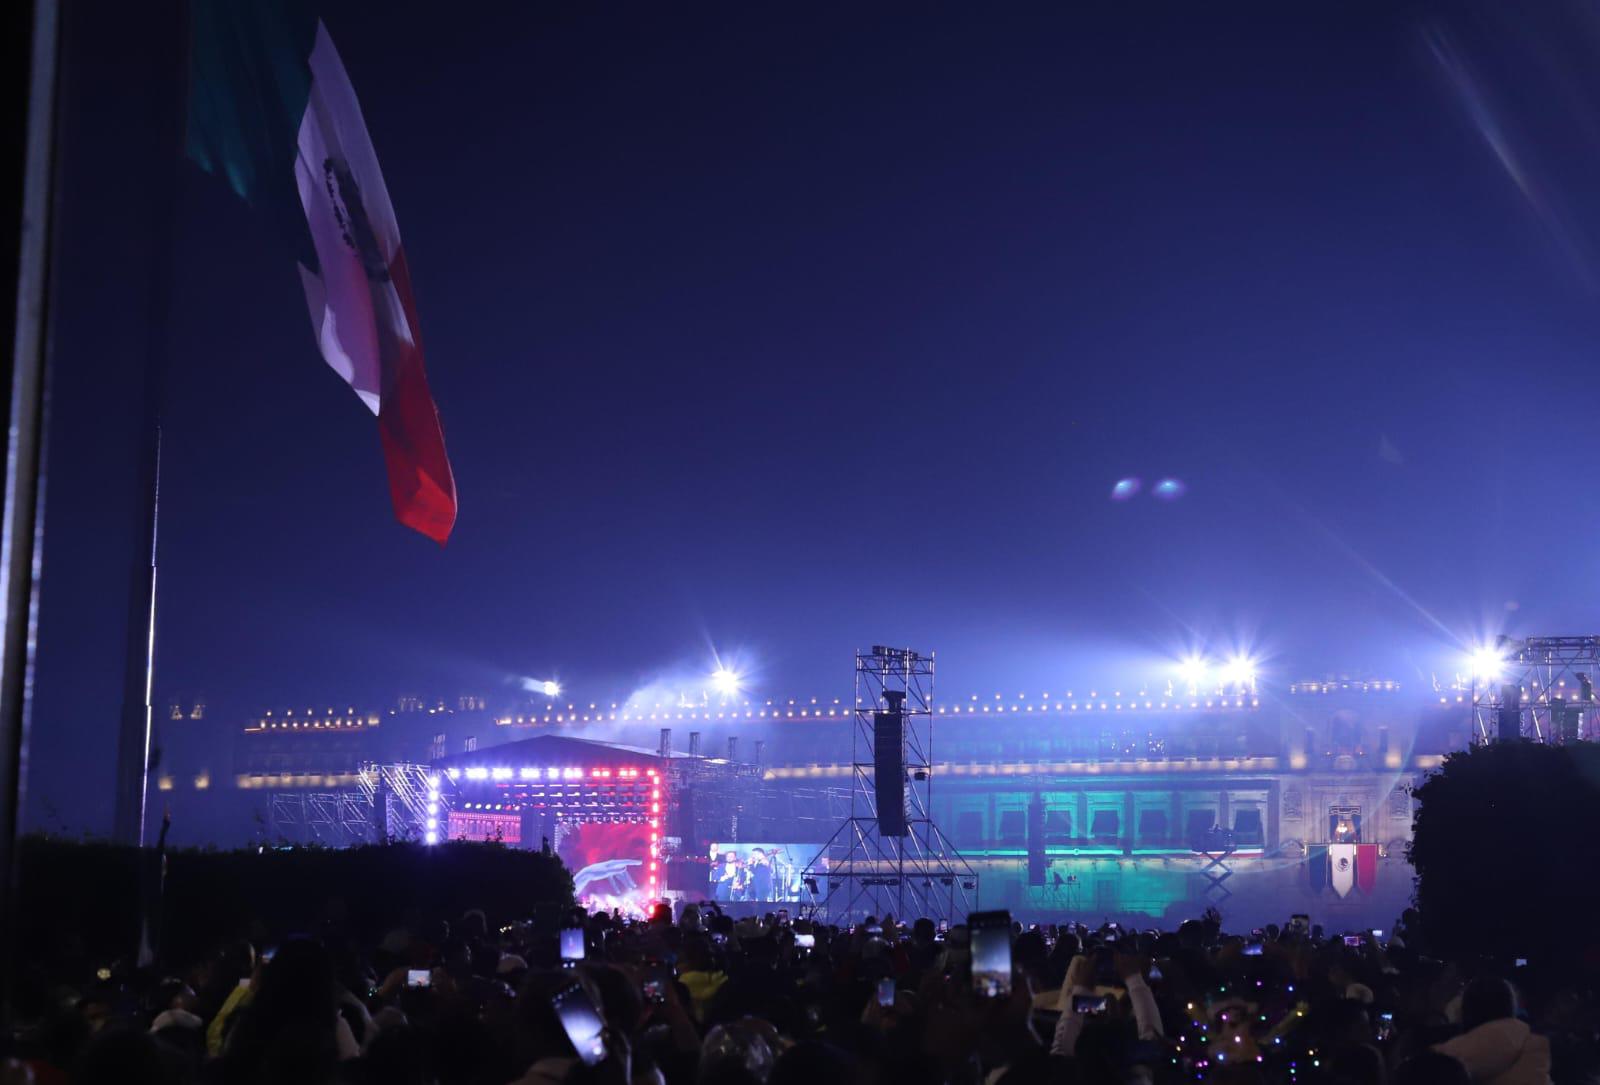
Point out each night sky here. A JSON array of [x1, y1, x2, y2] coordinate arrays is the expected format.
[[25, 1, 1600, 833]]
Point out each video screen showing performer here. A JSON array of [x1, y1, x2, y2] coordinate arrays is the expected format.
[[706, 842, 823, 903]]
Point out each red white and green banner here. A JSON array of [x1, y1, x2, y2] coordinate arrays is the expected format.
[[186, 0, 457, 543]]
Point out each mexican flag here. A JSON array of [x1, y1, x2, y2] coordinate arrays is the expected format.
[[186, 0, 457, 543]]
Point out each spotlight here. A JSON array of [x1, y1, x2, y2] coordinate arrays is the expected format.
[[540, 680, 561, 698], [1177, 656, 1209, 689], [1220, 655, 1257, 688], [710, 667, 742, 698], [1468, 646, 1503, 683]]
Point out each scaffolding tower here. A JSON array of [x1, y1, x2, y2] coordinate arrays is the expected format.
[[268, 791, 370, 846], [801, 646, 975, 923], [1471, 635, 1600, 744]]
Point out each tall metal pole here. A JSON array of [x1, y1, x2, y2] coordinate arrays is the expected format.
[[111, 0, 182, 846], [112, 430, 160, 845], [2, 0, 61, 1026]]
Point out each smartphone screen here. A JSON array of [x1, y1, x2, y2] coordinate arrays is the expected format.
[[969, 910, 1013, 999], [1072, 994, 1109, 1015], [560, 927, 585, 964], [642, 968, 667, 1004], [1376, 1012, 1394, 1042], [552, 980, 608, 1065], [876, 977, 895, 1007], [1148, 963, 1163, 981], [1343, 934, 1363, 948], [794, 933, 815, 949], [406, 968, 431, 988], [1243, 941, 1263, 957]]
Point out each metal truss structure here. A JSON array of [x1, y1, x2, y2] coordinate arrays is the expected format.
[[1471, 635, 1600, 744], [358, 762, 435, 842], [268, 791, 371, 846], [1193, 832, 1237, 906], [802, 646, 976, 924]]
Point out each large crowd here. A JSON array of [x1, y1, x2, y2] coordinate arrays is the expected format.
[[3, 900, 1591, 1085]]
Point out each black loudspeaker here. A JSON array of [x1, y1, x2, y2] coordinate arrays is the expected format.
[[874, 691, 907, 837], [1497, 705, 1521, 742], [370, 786, 391, 843], [1027, 795, 1045, 886], [1556, 699, 1581, 744]]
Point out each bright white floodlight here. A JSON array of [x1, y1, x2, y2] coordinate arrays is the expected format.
[[711, 667, 743, 698], [1468, 647, 1504, 682], [540, 679, 562, 698], [1176, 656, 1209, 688], [1220, 655, 1258, 688]]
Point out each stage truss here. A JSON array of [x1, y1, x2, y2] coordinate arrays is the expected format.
[[358, 762, 434, 843], [802, 646, 976, 924], [268, 791, 370, 847], [1471, 635, 1600, 744]]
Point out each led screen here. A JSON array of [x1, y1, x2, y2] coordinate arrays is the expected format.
[[559, 821, 657, 917], [706, 842, 825, 902]]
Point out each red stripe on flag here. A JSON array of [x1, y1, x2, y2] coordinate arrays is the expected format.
[[378, 248, 457, 544], [1355, 843, 1378, 894]]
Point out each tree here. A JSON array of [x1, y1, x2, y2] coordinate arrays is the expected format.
[[1408, 741, 1600, 968]]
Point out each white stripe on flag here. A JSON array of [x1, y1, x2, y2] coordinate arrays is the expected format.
[[292, 22, 406, 416]]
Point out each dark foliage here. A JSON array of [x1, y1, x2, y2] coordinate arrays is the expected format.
[[1408, 741, 1600, 968], [15, 836, 572, 978]]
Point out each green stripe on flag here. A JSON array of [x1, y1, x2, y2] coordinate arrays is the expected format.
[[186, 0, 321, 271]]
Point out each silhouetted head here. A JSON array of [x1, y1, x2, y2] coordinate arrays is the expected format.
[[1460, 977, 1516, 1031]]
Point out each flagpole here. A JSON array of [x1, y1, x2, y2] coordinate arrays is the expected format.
[[1, 0, 62, 1026], [111, 0, 184, 848], [112, 428, 160, 847]]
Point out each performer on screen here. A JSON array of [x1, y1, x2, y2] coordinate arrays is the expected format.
[[712, 851, 740, 901], [747, 847, 774, 900]]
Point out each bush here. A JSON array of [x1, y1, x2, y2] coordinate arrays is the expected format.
[[14, 835, 573, 977], [1408, 741, 1600, 968]]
